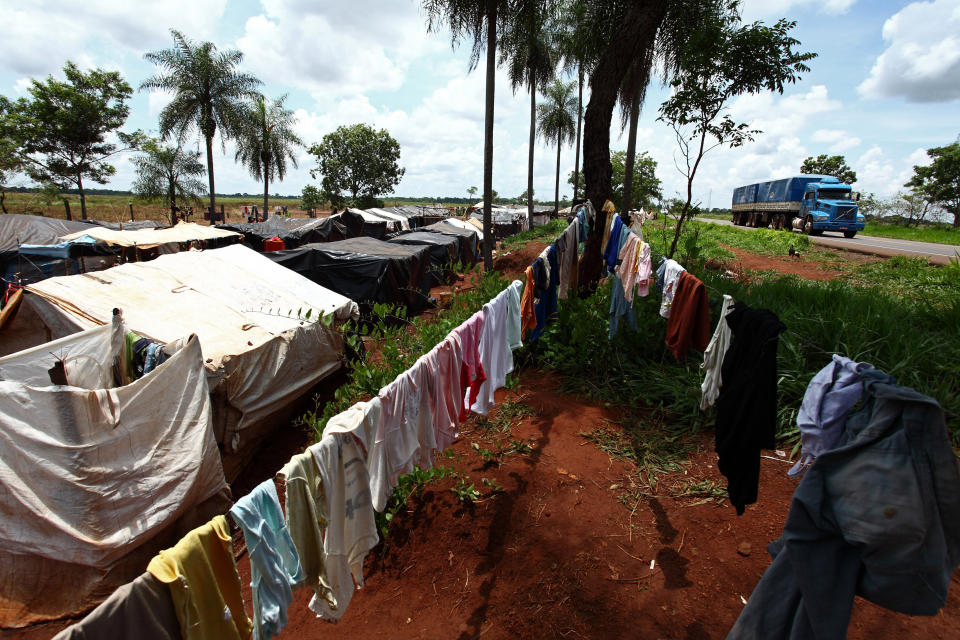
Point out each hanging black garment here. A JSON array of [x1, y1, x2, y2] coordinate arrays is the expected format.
[[714, 303, 786, 515]]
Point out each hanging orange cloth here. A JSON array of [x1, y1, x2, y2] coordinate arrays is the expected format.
[[520, 265, 537, 338], [665, 271, 711, 360]]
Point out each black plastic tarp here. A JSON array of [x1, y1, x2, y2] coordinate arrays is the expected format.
[[265, 237, 430, 312], [329, 209, 387, 240], [387, 231, 459, 285], [217, 216, 348, 251], [470, 211, 525, 239], [420, 222, 478, 265]]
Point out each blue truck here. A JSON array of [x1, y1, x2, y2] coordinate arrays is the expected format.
[[731, 174, 864, 238]]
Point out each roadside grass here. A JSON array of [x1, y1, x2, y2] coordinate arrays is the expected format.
[[499, 218, 568, 252], [520, 237, 960, 451], [864, 221, 960, 246]]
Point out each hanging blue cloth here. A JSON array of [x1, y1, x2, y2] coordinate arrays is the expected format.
[[603, 216, 624, 273], [530, 246, 559, 341]]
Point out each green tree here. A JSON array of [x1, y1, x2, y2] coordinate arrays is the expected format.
[[141, 30, 262, 221], [131, 139, 206, 225], [308, 123, 405, 209], [234, 95, 303, 216], [537, 78, 577, 213], [659, 14, 814, 257], [4, 62, 140, 220], [0, 97, 24, 214], [568, 149, 661, 211], [906, 142, 960, 228], [422, 0, 515, 269], [300, 184, 323, 215], [467, 185, 478, 200], [801, 154, 857, 184], [500, 1, 557, 228]]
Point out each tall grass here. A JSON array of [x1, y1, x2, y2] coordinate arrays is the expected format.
[[521, 256, 960, 450], [864, 221, 960, 246]]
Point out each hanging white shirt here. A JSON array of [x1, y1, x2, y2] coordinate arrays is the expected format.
[[700, 294, 735, 410]]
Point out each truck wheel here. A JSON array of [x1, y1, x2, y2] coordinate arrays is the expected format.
[[843, 230, 857, 238], [804, 215, 823, 236]]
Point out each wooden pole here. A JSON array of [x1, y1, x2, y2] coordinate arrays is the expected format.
[[129, 202, 134, 222], [63, 198, 72, 221]]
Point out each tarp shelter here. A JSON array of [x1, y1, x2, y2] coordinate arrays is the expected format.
[[347, 208, 402, 233], [381, 206, 423, 228], [0, 318, 230, 627], [59, 221, 241, 254], [77, 219, 169, 231], [9, 244, 359, 480], [441, 217, 484, 243], [0, 215, 118, 287], [365, 208, 410, 231], [470, 209, 529, 239], [217, 215, 349, 251], [267, 237, 431, 313], [328, 209, 388, 240], [421, 221, 479, 265], [387, 230, 460, 285]]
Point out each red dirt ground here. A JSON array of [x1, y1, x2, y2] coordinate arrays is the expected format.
[[8, 245, 959, 640], [716, 244, 879, 282]]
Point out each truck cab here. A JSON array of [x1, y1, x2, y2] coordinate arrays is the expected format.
[[798, 178, 865, 238]]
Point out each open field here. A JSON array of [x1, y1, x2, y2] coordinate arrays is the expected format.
[[863, 221, 960, 246]]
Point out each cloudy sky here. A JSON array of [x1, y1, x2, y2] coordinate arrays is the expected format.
[[2, 0, 958, 206]]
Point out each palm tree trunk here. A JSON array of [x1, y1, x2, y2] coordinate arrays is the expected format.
[[527, 74, 536, 231], [78, 174, 87, 220], [554, 134, 561, 214], [622, 86, 641, 214], [263, 172, 269, 219], [572, 66, 583, 203], [205, 135, 216, 223], [169, 175, 177, 226], [580, 1, 667, 290], [481, 0, 497, 270]]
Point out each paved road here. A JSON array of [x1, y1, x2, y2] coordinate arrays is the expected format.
[[698, 217, 959, 265]]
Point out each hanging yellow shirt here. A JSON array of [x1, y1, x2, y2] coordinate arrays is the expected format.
[[147, 515, 252, 640]]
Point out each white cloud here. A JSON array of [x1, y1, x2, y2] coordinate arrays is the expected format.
[[237, 0, 446, 102], [147, 91, 174, 119], [13, 78, 32, 95], [810, 129, 862, 153], [740, 0, 856, 19], [0, 1, 227, 77], [858, 0, 960, 102]]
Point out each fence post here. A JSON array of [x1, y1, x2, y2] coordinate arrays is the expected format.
[[129, 202, 134, 222], [63, 198, 72, 221]]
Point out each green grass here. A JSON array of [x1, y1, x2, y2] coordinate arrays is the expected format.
[[499, 218, 568, 252], [864, 221, 960, 246]]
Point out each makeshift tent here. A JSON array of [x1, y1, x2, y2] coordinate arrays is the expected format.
[[0, 319, 231, 627], [380, 206, 423, 228], [76, 219, 169, 231], [217, 216, 349, 251], [421, 221, 479, 265], [328, 209, 387, 239], [387, 231, 459, 285], [365, 208, 410, 231], [59, 221, 241, 253], [441, 217, 484, 243], [470, 209, 529, 239], [347, 208, 402, 233], [11, 244, 359, 480], [267, 237, 431, 312]]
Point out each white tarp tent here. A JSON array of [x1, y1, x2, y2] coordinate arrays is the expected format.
[[366, 208, 411, 231], [438, 218, 483, 242], [59, 221, 240, 252], [347, 208, 401, 232], [0, 318, 230, 627], [14, 244, 359, 479]]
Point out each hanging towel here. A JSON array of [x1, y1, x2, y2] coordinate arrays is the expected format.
[[278, 451, 329, 618], [425, 333, 466, 451], [635, 242, 652, 298], [471, 285, 516, 416], [615, 232, 641, 302], [230, 481, 303, 640], [665, 271, 711, 360], [700, 294, 735, 410], [52, 573, 180, 640], [309, 434, 378, 621], [504, 279, 524, 350], [454, 310, 486, 418], [146, 515, 252, 640]]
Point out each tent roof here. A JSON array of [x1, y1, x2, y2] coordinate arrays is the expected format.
[[60, 222, 240, 248], [0, 214, 94, 257]]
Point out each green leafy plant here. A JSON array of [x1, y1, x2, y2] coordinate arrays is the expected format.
[[452, 477, 481, 504]]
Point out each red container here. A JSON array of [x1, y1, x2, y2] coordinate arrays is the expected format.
[[264, 236, 286, 252]]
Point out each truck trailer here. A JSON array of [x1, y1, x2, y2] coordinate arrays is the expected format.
[[731, 174, 864, 238]]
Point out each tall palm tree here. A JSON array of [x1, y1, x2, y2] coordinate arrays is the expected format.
[[423, 0, 519, 270], [140, 30, 262, 222], [536, 79, 577, 213], [131, 139, 206, 225], [499, 2, 557, 229], [234, 95, 303, 216]]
